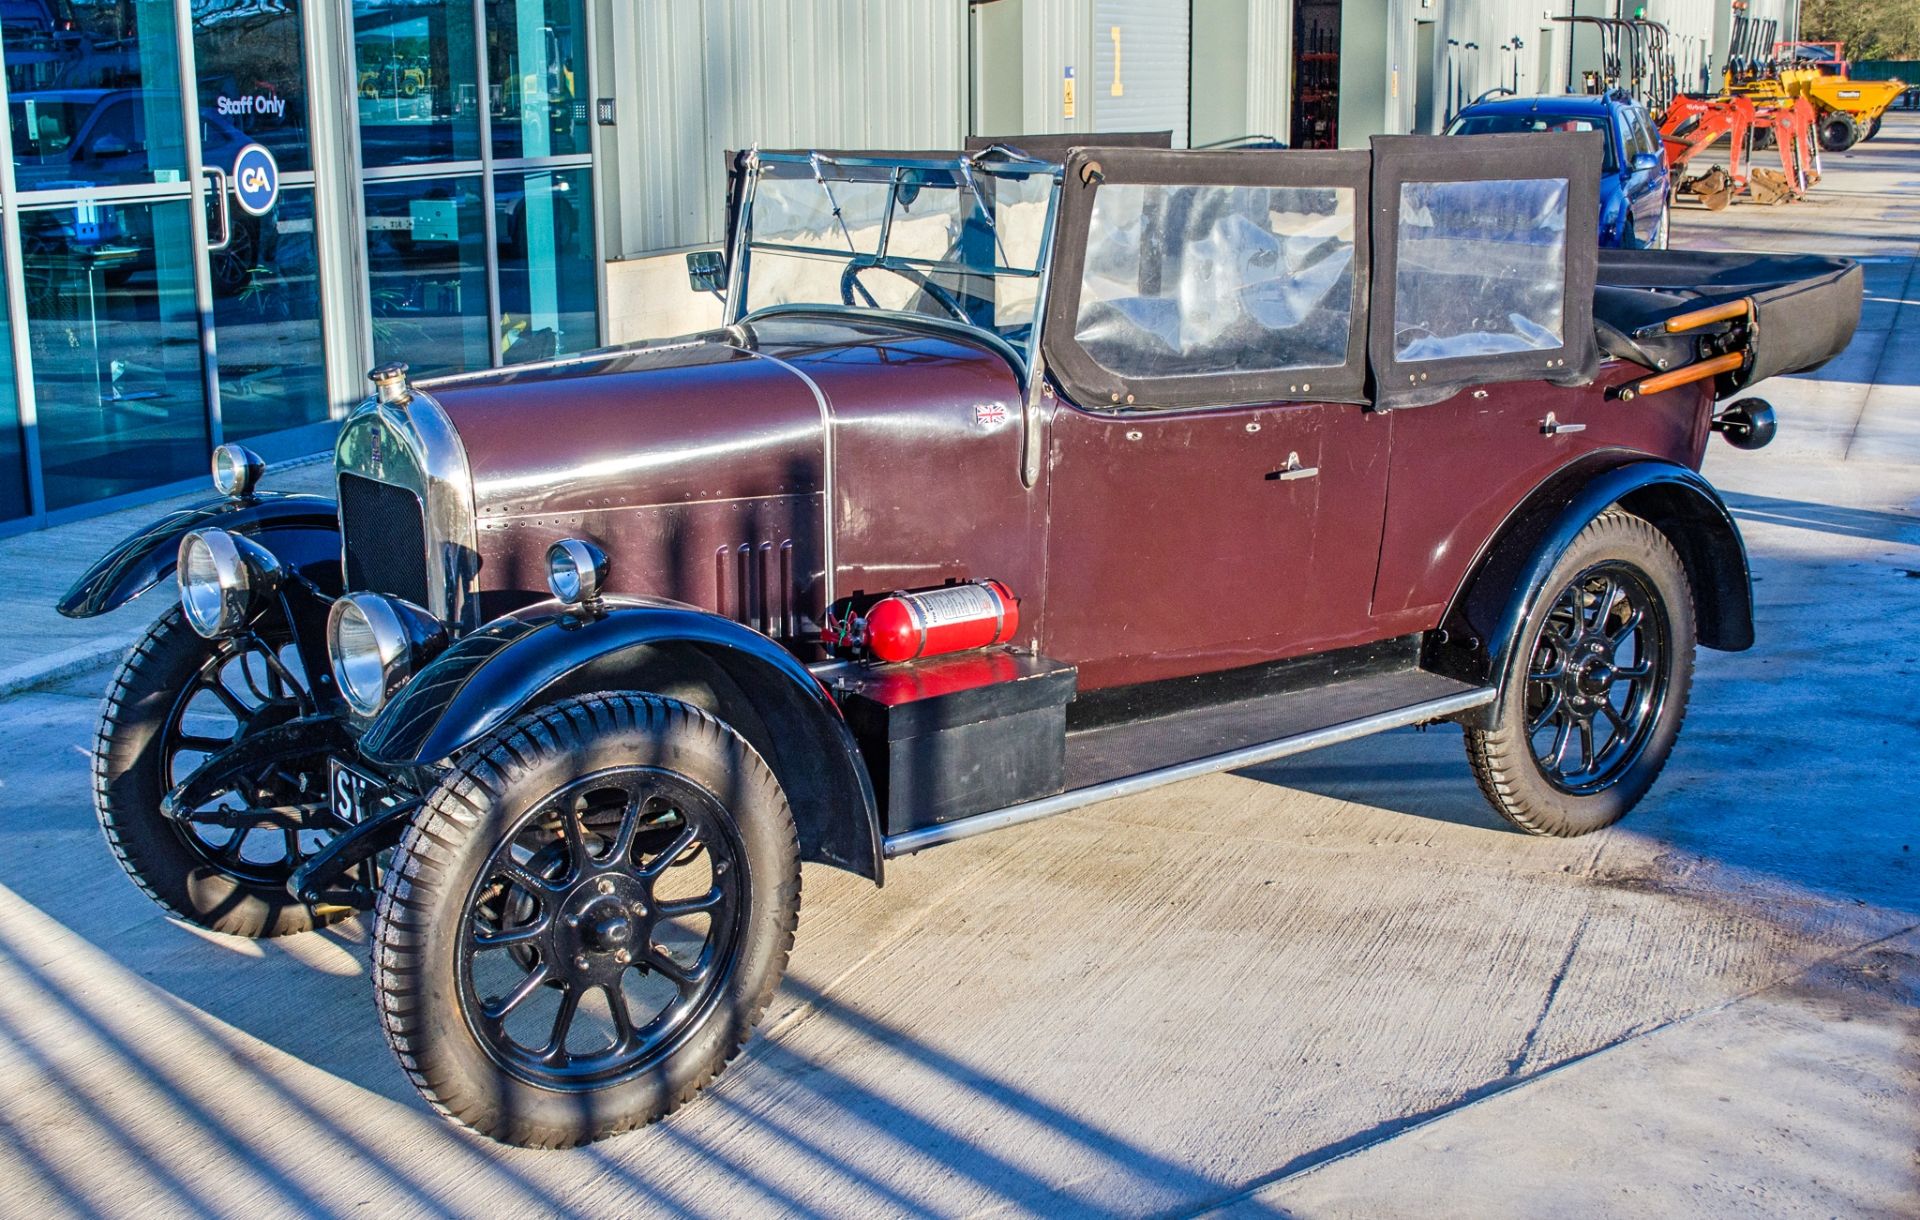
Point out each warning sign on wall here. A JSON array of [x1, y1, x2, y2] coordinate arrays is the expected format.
[[1063, 65, 1076, 118]]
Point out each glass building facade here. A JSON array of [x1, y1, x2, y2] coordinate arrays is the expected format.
[[0, 0, 600, 530]]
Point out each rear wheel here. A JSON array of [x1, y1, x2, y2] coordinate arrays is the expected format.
[[372, 693, 800, 1148], [1464, 512, 1696, 837], [1865, 116, 1883, 141], [1653, 198, 1672, 250], [1819, 111, 1860, 152]]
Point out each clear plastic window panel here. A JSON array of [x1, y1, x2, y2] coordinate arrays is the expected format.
[[1073, 183, 1356, 379], [1392, 178, 1568, 363]]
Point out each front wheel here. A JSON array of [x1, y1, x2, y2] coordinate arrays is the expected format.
[[371, 693, 800, 1148], [94, 607, 352, 937], [1464, 511, 1696, 837]]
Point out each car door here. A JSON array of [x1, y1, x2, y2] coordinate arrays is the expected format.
[[1620, 106, 1665, 243], [1044, 396, 1388, 689], [1035, 147, 1385, 691]]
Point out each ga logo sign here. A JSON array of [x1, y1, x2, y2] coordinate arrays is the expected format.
[[232, 143, 280, 217]]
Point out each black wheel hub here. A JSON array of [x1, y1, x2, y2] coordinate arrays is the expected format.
[[1524, 564, 1669, 796], [459, 766, 745, 1089]]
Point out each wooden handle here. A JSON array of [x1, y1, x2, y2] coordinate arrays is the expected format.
[[1664, 298, 1752, 333], [1628, 351, 1746, 397]]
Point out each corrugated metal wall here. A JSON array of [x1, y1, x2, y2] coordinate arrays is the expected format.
[[605, 0, 967, 257], [1364, 0, 1804, 144]]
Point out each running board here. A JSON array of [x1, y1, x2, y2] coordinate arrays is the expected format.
[[881, 684, 1496, 858]]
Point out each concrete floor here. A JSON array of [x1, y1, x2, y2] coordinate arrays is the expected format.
[[0, 120, 1916, 1218]]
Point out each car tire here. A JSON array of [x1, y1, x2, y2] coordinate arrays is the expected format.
[[1819, 111, 1860, 152], [1654, 198, 1672, 250], [1464, 511, 1696, 837], [372, 693, 800, 1148], [95, 607, 352, 938]]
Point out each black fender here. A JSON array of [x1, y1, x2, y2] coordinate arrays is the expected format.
[[1425, 456, 1753, 728], [56, 492, 342, 618], [359, 598, 885, 883]]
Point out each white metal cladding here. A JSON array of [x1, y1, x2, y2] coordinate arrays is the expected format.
[[1365, 0, 1803, 143], [607, 0, 967, 256], [1091, 0, 1192, 145]]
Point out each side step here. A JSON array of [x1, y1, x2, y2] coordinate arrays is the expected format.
[[881, 671, 1494, 859]]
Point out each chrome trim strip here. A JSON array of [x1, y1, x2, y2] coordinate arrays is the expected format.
[[402, 388, 482, 630], [881, 686, 1498, 858], [739, 349, 836, 607]]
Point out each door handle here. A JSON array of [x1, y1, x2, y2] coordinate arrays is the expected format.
[[1540, 412, 1587, 436], [1266, 451, 1319, 481], [203, 166, 231, 252]]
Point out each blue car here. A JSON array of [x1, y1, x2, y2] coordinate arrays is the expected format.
[[1447, 92, 1671, 249]]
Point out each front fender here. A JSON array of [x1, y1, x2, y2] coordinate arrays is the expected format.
[[56, 492, 341, 618], [1425, 457, 1753, 724], [359, 599, 885, 882]]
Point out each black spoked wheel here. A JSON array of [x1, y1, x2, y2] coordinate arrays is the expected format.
[[1521, 564, 1670, 796], [374, 694, 799, 1148], [1466, 511, 1696, 837], [460, 767, 745, 1090], [96, 607, 352, 937]]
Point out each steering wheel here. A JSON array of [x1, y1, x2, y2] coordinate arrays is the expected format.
[[838, 259, 971, 323]]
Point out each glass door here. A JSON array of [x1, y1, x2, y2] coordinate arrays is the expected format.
[[0, 0, 334, 523], [190, 0, 330, 445], [3, 0, 209, 512]]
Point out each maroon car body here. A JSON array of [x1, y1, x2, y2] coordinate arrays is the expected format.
[[62, 132, 1862, 1148]]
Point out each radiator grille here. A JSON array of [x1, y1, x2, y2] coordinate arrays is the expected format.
[[339, 472, 431, 607]]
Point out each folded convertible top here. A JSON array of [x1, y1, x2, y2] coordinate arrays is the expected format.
[[1595, 248, 1862, 387]]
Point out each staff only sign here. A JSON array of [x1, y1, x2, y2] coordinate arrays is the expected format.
[[232, 143, 280, 217]]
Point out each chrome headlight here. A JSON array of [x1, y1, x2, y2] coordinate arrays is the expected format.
[[327, 592, 445, 716], [547, 538, 608, 606], [177, 529, 255, 638], [210, 443, 265, 497]]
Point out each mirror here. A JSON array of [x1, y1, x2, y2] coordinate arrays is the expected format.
[[1630, 151, 1661, 174], [686, 249, 726, 294]]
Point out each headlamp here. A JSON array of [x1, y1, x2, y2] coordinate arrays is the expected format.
[[547, 538, 608, 606], [177, 529, 272, 638], [210, 444, 265, 498]]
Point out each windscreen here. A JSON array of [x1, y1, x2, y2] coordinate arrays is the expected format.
[[1446, 114, 1617, 171], [1073, 183, 1357, 378], [1391, 177, 1568, 362], [738, 154, 1055, 362]]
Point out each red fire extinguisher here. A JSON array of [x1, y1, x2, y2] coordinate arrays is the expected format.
[[824, 580, 1020, 662]]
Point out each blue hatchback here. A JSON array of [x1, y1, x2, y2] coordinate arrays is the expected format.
[[1447, 92, 1671, 249]]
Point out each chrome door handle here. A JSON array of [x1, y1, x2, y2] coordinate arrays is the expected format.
[[1267, 451, 1319, 481], [203, 166, 231, 252], [1540, 412, 1586, 436]]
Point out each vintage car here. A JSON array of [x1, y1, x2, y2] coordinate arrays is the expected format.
[[58, 132, 1860, 1147]]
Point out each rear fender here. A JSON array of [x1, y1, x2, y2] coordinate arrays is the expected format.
[[1424, 458, 1752, 729], [359, 599, 884, 883], [56, 492, 342, 618]]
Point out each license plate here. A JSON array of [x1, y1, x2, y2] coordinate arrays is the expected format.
[[329, 758, 382, 826]]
